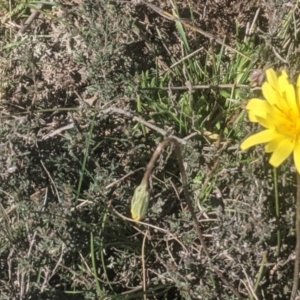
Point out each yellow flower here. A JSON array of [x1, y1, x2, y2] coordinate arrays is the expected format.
[[241, 68, 300, 173]]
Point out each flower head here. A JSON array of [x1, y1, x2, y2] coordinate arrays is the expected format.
[[241, 68, 300, 173]]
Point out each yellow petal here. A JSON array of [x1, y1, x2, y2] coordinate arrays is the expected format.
[[269, 138, 294, 167], [253, 115, 275, 129], [294, 141, 300, 174], [297, 73, 300, 88], [248, 110, 268, 121], [281, 70, 288, 78], [278, 71, 290, 91], [278, 75, 299, 116], [265, 134, 286, 152], [263, 82, 290, 113], [262, 82, 277, 106], [247, 100, 268, 120], [265, 69, 278, 90], [241, 129, 274, 150], [246, 99, 281, 128], [297, 74, 300, 109], [246, 98, 268, 110], [270, 111, 293, 128], [249, 112, 259, 122], [247, 98, 284, 117]]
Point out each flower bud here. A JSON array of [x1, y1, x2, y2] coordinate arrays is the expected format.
[[131, 183, 149, 221]]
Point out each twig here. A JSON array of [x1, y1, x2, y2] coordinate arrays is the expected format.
[[242, 267, 258, 300], [291, 172, 300, 299], [140, 83, 248, 91], [169, 47, 204, 70], [271, 45, 288, 64], [41, 123, 75, 140], [49, 243, 65, 280], [104, 168, 144, 190], [40, 160, 62, 204], [142, 230, 148, 300], [19, 5, 44, 34], [99, 107, 192, 145], [248, 8, 260, 37], [111, 205, 188, 252]]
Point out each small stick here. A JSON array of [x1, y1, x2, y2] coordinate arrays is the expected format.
[[142, 230, 148, 300], [19, 5, 44, 34], [140, 83, 248, 91], [99, 107, 191, 145], [291, 173, 300, 299]]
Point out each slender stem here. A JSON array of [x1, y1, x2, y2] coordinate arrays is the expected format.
[[141, 137, 242, 299], [90, 232, 104, 297], [141, 139, 171, 187], [251, 251, 267, 299], [172, 139, 209, 255], [291, 172, 300, 299], [142, 230, 148, 300], [273, 168, 281, 255]]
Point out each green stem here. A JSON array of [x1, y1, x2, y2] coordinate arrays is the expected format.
[[251, 251, 267, 300], [273, 168, 281, 256], [90, 232, 104, 297], [75, 112, 96, 204]]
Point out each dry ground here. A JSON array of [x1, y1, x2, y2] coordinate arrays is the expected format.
[[0, 0, 300, 299]]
